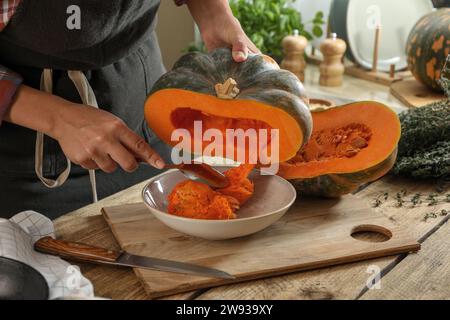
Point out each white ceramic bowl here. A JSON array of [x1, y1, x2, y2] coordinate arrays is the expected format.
[[142, 168, 296, 240]]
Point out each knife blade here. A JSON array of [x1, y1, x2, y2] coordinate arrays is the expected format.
[[34, 236, 234, 280]]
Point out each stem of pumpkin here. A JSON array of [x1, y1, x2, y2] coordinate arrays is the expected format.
[[215, 78, 240, 99]]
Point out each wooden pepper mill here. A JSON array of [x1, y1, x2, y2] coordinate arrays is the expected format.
[[281, 29, 308, 82], [319, 33, 346, 86]]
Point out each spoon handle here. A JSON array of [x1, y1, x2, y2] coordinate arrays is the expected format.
[[166, 163, 229, 188], [164, 164, 182, 169], [140, 162, 229, 188]]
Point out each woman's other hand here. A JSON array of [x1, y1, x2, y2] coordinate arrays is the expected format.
[[187, 0, 260, 62]]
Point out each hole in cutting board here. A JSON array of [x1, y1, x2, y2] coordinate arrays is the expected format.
[[351, 224, 392, 243]]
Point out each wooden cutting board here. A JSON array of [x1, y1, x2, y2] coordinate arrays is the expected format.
[[102, 195, 420, 299], [390, 78, 446, 108]]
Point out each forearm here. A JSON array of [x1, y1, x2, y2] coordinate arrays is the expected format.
[[5, 84, 165, 171], [4, 84, 74, 138]]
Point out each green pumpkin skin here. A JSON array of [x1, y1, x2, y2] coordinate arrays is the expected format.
[[289, 149, 398, 197], [406, 8, 450, 92], [149, 48, 313, 144]]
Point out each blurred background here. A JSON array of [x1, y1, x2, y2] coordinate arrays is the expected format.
[[156, 1, 195, 69], [156, 0, 328, 68], [156, 0, 449, 71]]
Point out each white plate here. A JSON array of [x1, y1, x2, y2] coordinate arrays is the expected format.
[[346, 0, 433, 71], [142, 168, 297, 240]]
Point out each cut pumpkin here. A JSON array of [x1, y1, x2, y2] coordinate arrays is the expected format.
[[279, 102, 401, 197], [144, 48, 312, 163]]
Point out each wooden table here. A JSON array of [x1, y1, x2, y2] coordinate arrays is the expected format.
[[54, 66, 449, 300]]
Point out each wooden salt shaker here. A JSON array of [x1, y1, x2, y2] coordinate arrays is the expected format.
[[319, 33, 346, 86], [281, 29, 308, 82]]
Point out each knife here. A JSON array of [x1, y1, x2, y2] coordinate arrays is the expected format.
[[34, 237, 234, 280]]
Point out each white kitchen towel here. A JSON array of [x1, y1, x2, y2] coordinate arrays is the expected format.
[[0, 211, 94, 300]]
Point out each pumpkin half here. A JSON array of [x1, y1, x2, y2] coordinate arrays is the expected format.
[[278, 102, 401, 197], [144, 48, 312, 162]]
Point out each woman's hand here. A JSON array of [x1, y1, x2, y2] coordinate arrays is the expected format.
[[53, 103, 165, 172], [187, 0, 260, 62], [6, 85, 165, 173]]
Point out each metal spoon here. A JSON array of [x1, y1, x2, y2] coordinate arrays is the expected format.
[[165, 163, 229, 188], [140, 161, 229, 188]]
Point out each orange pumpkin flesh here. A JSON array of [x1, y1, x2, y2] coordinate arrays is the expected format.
[[217, 164, 255, 204], [167, 164, 255, 220], [291, 123, 372, 163], [145, 89, 304, 162], [279, 102, 401, 197], [167, 180, 238, 220]]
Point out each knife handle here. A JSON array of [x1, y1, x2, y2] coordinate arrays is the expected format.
[[34, 236, 122, 263]]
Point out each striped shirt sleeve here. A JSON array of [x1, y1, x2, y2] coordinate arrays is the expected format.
[[0, 67, 22, 125], [0, 0, 20, 30]]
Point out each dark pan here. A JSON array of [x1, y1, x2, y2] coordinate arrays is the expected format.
[[0, 256, 49, 300]]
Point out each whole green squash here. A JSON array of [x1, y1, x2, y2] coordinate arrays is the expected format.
[[406, 8, 450, 92]]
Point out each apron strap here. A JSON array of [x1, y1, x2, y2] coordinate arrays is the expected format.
[[68, 70, 99, 203], [35, 69, 71, 189], [35, 69, 99, 203]]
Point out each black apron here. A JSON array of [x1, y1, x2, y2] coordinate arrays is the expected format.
[[0, 0, 172, 219]]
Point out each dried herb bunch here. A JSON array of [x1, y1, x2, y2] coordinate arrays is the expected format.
[[392, 100, 450, 179], [392, 55, 450, 179], [393, 140, 450, 178]]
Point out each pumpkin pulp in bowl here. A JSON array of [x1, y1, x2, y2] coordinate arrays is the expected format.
[[167, 164, 255, 220]]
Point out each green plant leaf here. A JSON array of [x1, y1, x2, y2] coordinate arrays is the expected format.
[[303, 30, 313, 41], [313, 25, 323, 37], [270, 2, 281, 16], [265, 11, 275, 21]]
